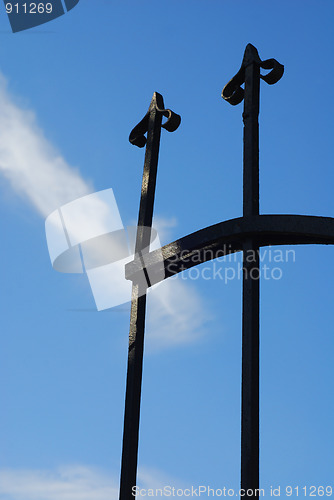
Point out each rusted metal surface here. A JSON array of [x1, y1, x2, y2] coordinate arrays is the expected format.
[[119, 93, 180, 500]]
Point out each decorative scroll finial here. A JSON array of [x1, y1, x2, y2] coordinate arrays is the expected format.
[[129, 92, 181, 148], [222, 44, 284, 105]]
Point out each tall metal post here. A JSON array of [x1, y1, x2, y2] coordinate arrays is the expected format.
[[119, 93, 180, 500], [222, 43, 284, 498], [241, 45, 260, 499]]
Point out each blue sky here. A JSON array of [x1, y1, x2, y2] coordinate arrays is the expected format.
[[0, 1, 333, 498]]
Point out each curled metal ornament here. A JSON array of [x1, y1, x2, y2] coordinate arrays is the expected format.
[[129, 114, 149, 148], [129, 92, 181, 148], [157, 106, 182, 132], [222, 44, 284, 105], [260, 58, 284, 85], [222, 68, 245, 105]]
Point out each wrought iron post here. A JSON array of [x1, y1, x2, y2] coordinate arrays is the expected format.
[[123, 45, 334, 500], [242, 48, 261, 496], [119, 92, 180, 500], [222, 43, 284, 498]]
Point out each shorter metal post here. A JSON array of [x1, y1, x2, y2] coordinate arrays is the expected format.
[[119, 93, 180, 500], [120, 283, 147, 500]]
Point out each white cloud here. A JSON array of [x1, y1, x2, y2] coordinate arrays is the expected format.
[[138, 465, 187, 491], [0, 465, 188, 500], [0, 465, 118, 500], [145, 216, 213, 351], [146, 278, 212, 352], [0, 74, 212, 349], [152, 215, 178, 244], [0, 74, 92, 216]]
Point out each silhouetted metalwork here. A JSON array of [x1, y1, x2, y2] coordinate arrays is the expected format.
[[121, 45, 334, 499], [119, 92, 180, 500], [223, 43, 283, 498]]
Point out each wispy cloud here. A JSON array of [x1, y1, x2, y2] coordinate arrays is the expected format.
[[152, 215, 178, 244], [146, 216, 212, 351], [0, 74, 212, 349], [0, 465, 118, 500], [138, 465, 188, 491], [0, 74, 92, 216], [146, 278, 212, 352], [0, 465, 187, 500]]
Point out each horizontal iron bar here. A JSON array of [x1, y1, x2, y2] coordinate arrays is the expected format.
[[125, 214, 334, 285]]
